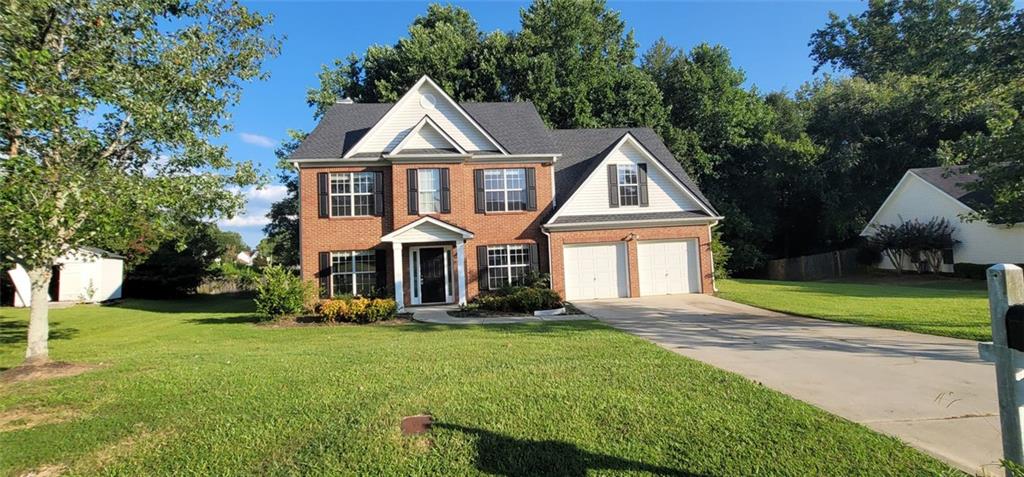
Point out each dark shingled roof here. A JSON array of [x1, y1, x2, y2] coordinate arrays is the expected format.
[[291, 101, 556, 159], [290, 101, 718, 217], [550, 211, 711, 225], [551, 128, 717, 215], [909, 166, 991, 209]]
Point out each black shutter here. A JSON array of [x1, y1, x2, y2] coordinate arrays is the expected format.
[[528, 243, 539, 273], [607, 164, 619, 208], [476, 245, 489, 290], [318, 252, 331, 298], [474, 169, 486, 213], [373, 171, 385, 217], [407, 168, 419, 215], [375, 248, 388, 295], [317, 172, 329, 218], [440, 168, 451, 213], [525, 168, 537, 211], [638, 163, 649, 207]]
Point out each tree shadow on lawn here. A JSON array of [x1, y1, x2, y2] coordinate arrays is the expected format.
[[186, 315, 262, 325], [434, 422, 704, 477], [0, 319, 79, 345], [110, 293, 257, 315], [395, 320, 610, 336], [729, 280, 986, 300]]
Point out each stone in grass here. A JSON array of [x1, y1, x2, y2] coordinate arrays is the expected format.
[[401, 414, 433, 435]]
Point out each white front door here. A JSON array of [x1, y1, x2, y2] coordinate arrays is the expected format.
[[563, 243, 629, 300], [637, 239, 700, 295]]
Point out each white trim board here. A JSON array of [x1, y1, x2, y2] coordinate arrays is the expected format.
[[389, 115, 467, 155], [380, 216, 475, 242]]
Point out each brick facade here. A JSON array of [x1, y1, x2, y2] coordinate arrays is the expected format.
[[298, 161, 554, 302], [546, 224, 715, 298]]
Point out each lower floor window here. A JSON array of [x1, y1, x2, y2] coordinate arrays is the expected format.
[[331, 251, 376, 296], [487, 244, 530, 289]]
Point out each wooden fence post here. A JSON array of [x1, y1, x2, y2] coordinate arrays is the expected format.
[[979, 264, 1024, 474]]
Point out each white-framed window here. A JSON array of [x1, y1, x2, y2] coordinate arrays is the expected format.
[[483, 168, 527, 212], [417, 169, 441, 213], [486, 244, 531, 289], [330, 251, 377, 296], [617, 164, 639, 206], [330, 172, 375, 216]]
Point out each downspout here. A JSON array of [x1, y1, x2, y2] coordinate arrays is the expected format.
[[291, 160, 302, 278]]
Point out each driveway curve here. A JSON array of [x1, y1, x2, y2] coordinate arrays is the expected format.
[[574, 294, 1001, 476]]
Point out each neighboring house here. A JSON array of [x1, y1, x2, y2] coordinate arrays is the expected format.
[[289, 76, 722, 309], [3, 247, 124, 307], [862, 166, 1024, 272], [236, 251, 257, 266]]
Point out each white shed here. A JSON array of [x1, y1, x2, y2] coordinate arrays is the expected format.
[[4, 247, 124, 307], [862, 167, 1024, 272]]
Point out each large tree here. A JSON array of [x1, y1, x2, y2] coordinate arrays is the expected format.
[[810, 0, 1024, 225], [0, 0, 278, 363]]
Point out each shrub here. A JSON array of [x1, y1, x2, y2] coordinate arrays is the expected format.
[[317, 296, 397, 323], [254, 265, 315, 320], [475, 286, 562, 313], [866, 217, 959, 274], [855, 239, 883, 266]]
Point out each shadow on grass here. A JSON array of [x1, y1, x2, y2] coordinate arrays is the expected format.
[[186, 315, 262, 325], [0, 319, 79, 344], [396, 320, 610, 335], [435, 423, 703, 477], [727, 279, 986, 300], [110, 293, 256, 315]]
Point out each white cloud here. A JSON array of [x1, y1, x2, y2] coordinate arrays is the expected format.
[[246, 184, 288, 202], [219, 210, 270, 228], [239, 132, 276, 148]]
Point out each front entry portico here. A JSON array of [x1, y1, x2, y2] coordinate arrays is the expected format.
[[381, 217, 474, 310]]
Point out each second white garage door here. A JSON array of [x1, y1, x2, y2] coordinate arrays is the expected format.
[[638, 239, 701, 295], [563, 243, 629, 300]]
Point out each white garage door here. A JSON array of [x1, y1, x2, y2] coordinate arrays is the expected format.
[[638, 239, 700, 295], [563, 243, 629, 300]]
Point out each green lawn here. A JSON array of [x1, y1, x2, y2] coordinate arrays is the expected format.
[[717, 278, 991, 341], [0, 296, 961, 476]]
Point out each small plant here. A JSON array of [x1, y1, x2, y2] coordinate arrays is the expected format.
[[79, 279, 97, 302], [867, 217, 959, 274], [316, 296, 397, 324], [253, 265, 315, 321]]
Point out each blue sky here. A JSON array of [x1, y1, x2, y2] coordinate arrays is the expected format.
[[219, 0, 867, 247]]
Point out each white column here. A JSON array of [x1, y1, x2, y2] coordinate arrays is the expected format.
[[392, 242, 404, 310], [456, 239, 468, 306]]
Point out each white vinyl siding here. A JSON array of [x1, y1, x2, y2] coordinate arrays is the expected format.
[[400, 121, 459, 151], [557, 140, 701, 217], [354, 82, 497, 154], [562, 243, 629, 300], [637, 240, 701, 295], [866, 173, 1024, 269]]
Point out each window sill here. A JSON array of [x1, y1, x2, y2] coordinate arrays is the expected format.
[[324, 215, 381, 220]]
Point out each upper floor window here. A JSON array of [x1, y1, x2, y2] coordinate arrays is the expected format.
[[417, 169, 441, 213], [331, 251, 377, 296], [484, 168, 527, 212], [617, 164, 640, 206], [330, 172, 375, 216]]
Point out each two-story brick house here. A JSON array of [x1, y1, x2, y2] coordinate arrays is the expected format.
[[290, 76, 722, 309]]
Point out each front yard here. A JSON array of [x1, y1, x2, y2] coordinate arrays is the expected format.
[[717, 278, 990, 341], [0, 296, 960, 475]]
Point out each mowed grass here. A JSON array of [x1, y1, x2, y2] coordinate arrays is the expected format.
[[717, 278, 991, 341], [0, 296, 961, 476]]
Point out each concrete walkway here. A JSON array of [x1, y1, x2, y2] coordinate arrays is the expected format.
[[574, 294, 1001, 476], [412, 305, 594, 324]]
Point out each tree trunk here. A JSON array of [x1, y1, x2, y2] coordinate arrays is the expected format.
[[25, 265, 52, 364]]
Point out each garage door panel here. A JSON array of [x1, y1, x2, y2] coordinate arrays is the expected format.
[[563, 243, 628, 300], [638, 239, 700, 295]]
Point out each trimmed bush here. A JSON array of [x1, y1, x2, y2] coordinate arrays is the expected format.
[[253, 266, 315, 320], [476, 286, 562, 313], [317, 296, 398, 324]]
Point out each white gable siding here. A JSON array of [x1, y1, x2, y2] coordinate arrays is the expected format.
[[401, 122, 458, 151], [357, 82, 496, 154], [391, 222, 465, 243], [868, 173, 1024, 268], [556, 140, 702, 217]]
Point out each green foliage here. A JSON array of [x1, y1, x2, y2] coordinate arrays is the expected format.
[[476, 287, 563, 313], [317, 296, 398, 324], [254, 265, 315, 320], [866, 217, 959, 274], [124, 223, 227, 298], [261, 130, 305, 267], [711, 230, 732, 280]]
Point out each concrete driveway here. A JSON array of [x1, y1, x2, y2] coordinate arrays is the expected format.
[[574, 294, 1001, 476]]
